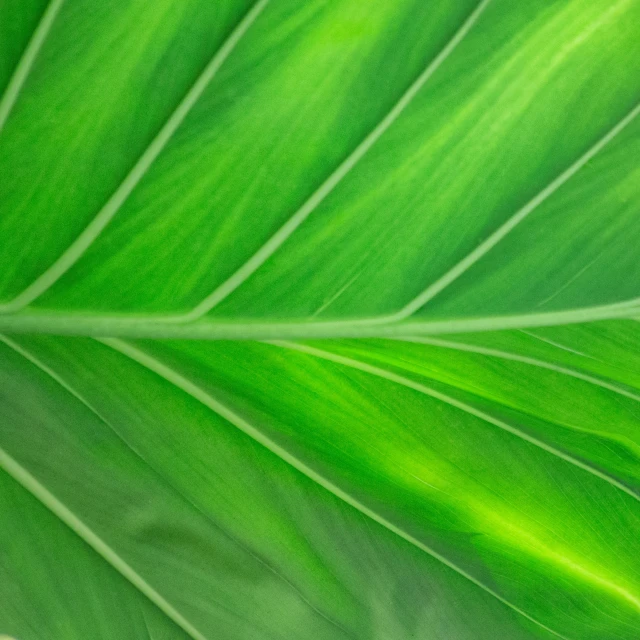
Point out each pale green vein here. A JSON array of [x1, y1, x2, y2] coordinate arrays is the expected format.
[[397, 336, 640, 402], [0, 451, 209, 640], [385, 99, 640, 321], [0, 0, 269, 314], [141, 608, 155, 640], [0, 334, 210, 639], [269, 340, 639, 503], [100, 336, 571, 640], [519, 330, 591, 358], [535, 255, 603, 309], [0, 0, 65, 133], [0, 297, 640, 340], [0, 333, 348, 639], [0, 334, 117, 420], [175, 0, 493, 322]]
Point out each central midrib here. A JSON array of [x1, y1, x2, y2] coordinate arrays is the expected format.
[[0, 299, 638, 341]]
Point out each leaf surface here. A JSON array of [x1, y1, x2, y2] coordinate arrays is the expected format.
[[0, 0, 639, 335], [0, 1, 639, 639]]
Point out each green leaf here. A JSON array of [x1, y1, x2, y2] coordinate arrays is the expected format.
[[1, 0, 640, 336], [0, 1, 639, 639]]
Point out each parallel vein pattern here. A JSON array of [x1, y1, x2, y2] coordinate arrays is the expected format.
[[388, 100, 640, 321], [174, 0, 493, 322], [398, 336, 640, 403], [0, 334, 349, 639], [0, 0, 638, 335], [269, 340, 640, 501], [0, 444, 209, 640], [0, 0, 269, 314], [98, 336, 571, 640], [1, 3, 640, 638]]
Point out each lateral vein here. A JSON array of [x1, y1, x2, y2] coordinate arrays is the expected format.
[[0, 333, 349, 638], [269, 340, 639, 502], [389, 99, 640, 320], [176, 0, 494, 322], [101, 337, 572, 640], [397, 336, 640, 403], [0, 0, 270, 314], [0, 0, 65, 132], [0, 451, 209, 640]]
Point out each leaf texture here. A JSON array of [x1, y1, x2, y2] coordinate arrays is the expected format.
[[0, 0, 638, 335], [0, 1, 639, 639]]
